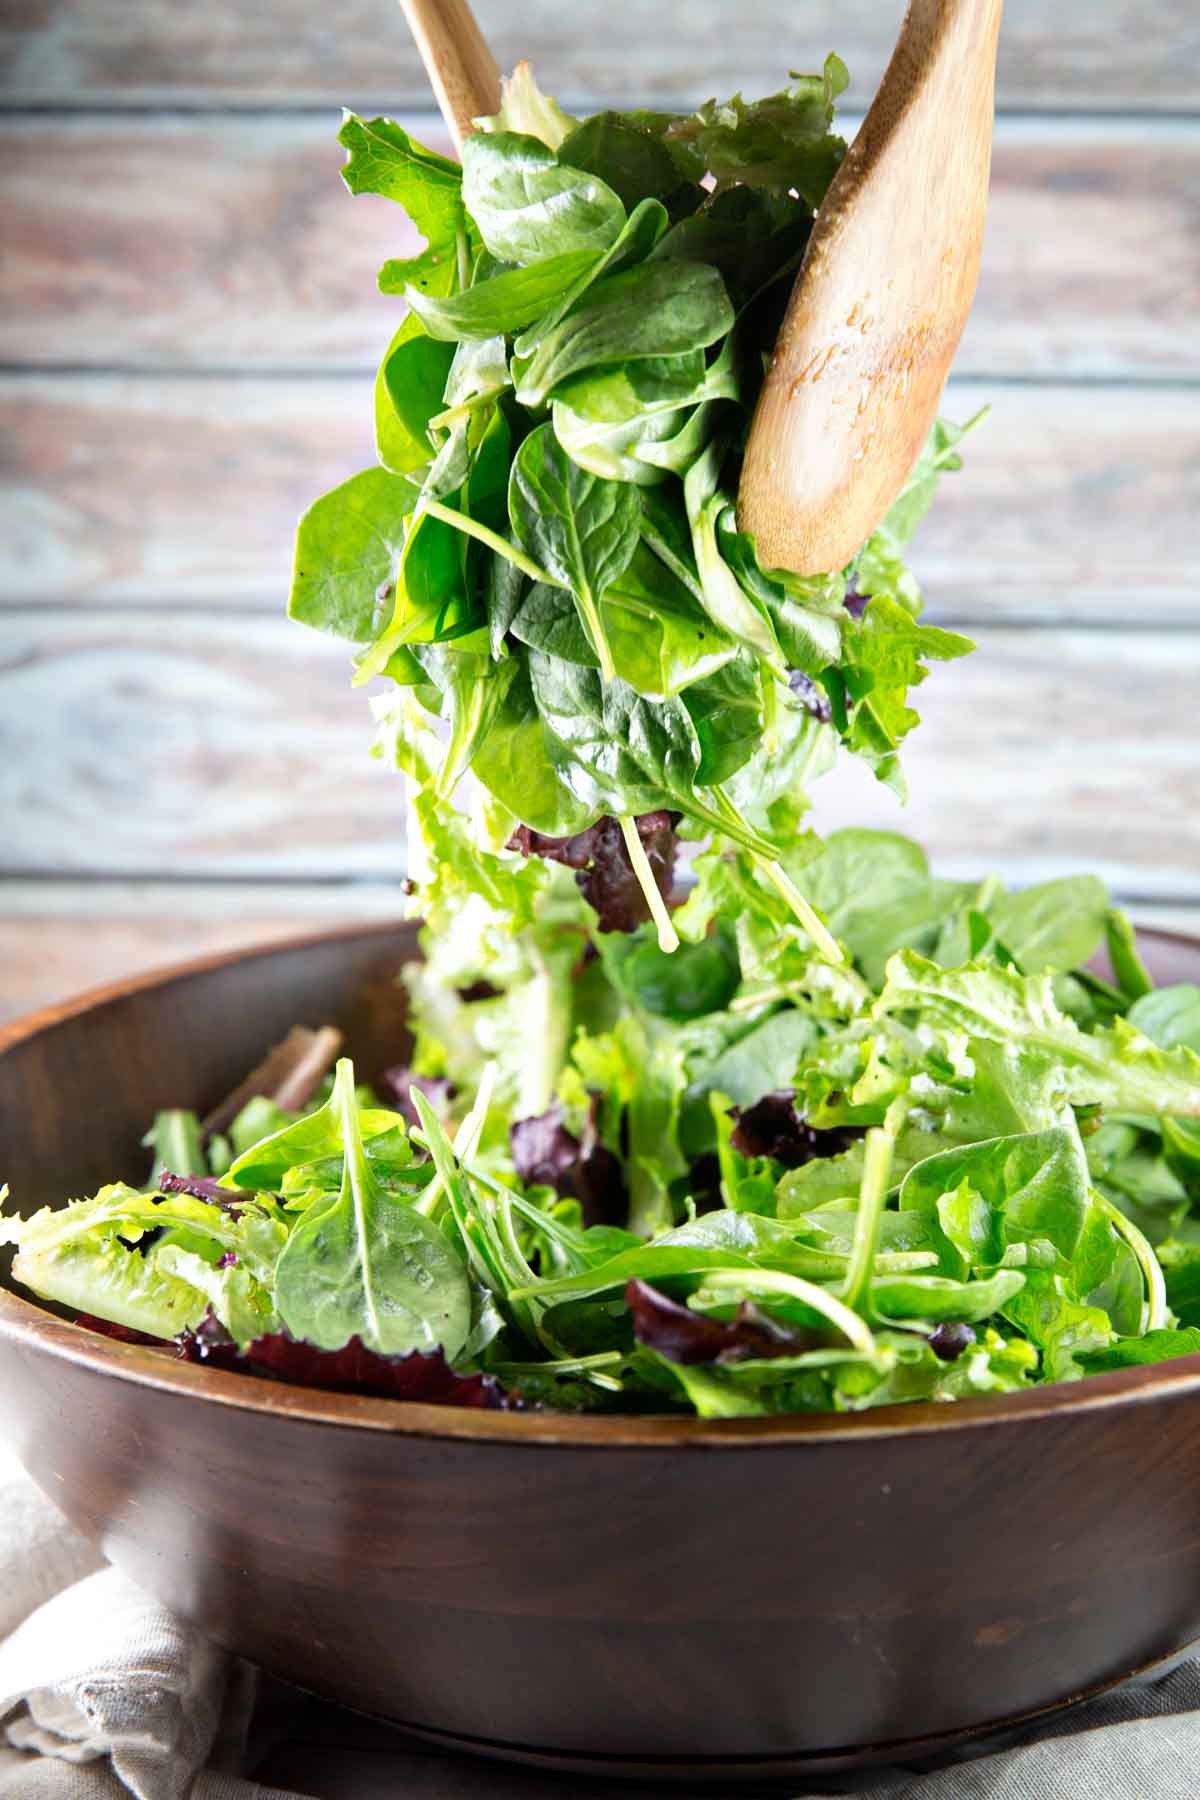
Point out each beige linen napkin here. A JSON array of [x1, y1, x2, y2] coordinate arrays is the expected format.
[[0, 1452, 305, 1800]]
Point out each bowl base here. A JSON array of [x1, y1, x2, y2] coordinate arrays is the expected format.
[[298, 1643, 1196, 1786]]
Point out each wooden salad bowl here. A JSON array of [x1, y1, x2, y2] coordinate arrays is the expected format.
[[2, 922, 1200, 1778]]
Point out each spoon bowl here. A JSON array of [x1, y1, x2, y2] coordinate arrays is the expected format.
[[738, 0, 1004, 574]]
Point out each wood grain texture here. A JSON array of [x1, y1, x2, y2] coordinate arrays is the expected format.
[[0, 883, 406, 1026], [3, 889, 1198, 1030], [3, 374, 1196, 620], [0, 610, 399, 877], [1, 611, 1196, 891], [2, 116, 1198, 378], [740, 0, 1003, 572], [2, 0, 1197, 111]]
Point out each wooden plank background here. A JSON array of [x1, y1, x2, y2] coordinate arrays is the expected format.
[[1, 0, 1197, 1022]]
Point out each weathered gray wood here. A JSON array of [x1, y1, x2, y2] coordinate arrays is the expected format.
[[1, 0, 1196, 111], [2, 375, 1196, 621], [0, 882, 405, 1026], [3, 115, 1196, 379], [2, 611, 1196, 893]]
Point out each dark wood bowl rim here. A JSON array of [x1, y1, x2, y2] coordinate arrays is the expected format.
[[3, 919, 1200, 1451]]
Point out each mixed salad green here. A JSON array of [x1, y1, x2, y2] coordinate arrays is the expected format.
[[4, 65, 1199, 1417]]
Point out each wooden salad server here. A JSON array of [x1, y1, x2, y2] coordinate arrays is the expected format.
[[737, 0, 1004, 575], [396, 0, 502, 151]]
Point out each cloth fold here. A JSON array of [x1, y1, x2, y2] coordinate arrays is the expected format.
[[0, 1446, 1197, 1798], [0, 1453, 304, 1800]]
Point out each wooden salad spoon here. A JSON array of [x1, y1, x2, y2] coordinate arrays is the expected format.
[[397, 0, 501, 152], [398, 0, 1002, 577], [738, 0, 1004, 574]]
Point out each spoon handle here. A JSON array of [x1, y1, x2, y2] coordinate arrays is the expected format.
[[396, 0, 502, 151]]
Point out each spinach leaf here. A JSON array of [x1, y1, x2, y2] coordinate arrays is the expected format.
[[274, 1062, 470, 1357], [403, 249, 600, 338], [509, 424, 640, 679], [461, 131, 626, 263], [986, 876, 1109, 975], [559, 114, 694, 210], [1078, 1327, 1200, 1372], [289, 468, 420, 643], [1129, 986, 1200, 1054], [470, 653, 596, 836], [377, 327, 456, 471], [513, 260, 734, 407], [512, 544, 736, 701], [1105, 910, 1154, 1002], [512, 198, 670, 359]]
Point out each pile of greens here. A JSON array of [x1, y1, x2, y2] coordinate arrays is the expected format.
[[288, 59, 978, 956], [4, 64, 1199, 1416], [3, 834, 1199, 1415]]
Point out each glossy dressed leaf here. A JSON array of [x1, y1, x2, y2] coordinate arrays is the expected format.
[[461, 130, 626, 263], [289, 468, 420, 643]]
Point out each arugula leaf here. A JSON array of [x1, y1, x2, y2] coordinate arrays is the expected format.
[[835, 595, 974, 795], [340, 113, 468, 297]]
